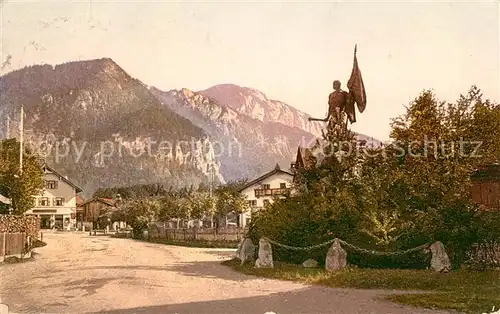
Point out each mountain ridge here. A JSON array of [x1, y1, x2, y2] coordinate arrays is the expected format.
[[0, 57, 381, 195], [0, 58, 220, 197]]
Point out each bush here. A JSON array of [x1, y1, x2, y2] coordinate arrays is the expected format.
[[466, 210, 500, 269]]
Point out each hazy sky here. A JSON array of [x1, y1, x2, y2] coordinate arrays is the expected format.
[[1, 0, 499, 141]]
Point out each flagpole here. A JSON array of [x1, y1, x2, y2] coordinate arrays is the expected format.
[[19, 105, 24, 175]]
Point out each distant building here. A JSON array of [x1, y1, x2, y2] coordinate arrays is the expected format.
[[470, 164, 500, 210], [238, 163, 294, 227], [291, 146, 315, 173], [25, 164, 83, 230], [81, 197, 117, 229]]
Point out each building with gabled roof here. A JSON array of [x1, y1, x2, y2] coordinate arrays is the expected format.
[[237, 163, 294, 227], [81, 197, 118, 229], [470, 164, 500, 210], [25, 164, 83, 230]]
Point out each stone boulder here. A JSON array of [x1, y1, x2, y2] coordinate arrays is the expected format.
[[237, 238, 255, 265], [325, 239, 347, 271], [430, 241, 451, 273], [255, 238, 274, 268], [235, 238, 245, 257], [302, 259, 318, 268]]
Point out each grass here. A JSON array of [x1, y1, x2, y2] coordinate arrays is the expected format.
[[222, 258, 500, 314]]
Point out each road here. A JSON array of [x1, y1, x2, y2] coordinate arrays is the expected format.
[[0, 232, 452, 314]]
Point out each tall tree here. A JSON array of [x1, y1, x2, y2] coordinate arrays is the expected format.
[[0, 139, 44, 214]]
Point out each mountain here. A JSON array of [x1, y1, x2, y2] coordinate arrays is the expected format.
[[0, 58, 381, 197], [199, 84, 380, 145], [0, 58, 222, 197], [150, 87, 316, 181]]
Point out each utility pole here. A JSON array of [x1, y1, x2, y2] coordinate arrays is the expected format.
[[208, 148, 215, 228], [6, 115, 10, 139], [19, 105, 24, 175], [208, 148, 215, 198]]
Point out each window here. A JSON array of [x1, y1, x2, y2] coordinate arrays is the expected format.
[[280, 183, 286, 189], [248, 200, 257, 207], [54, 197, 65, 206], [262, 184, 270, 189], [46, 180, 57, 189], [38, 197, 49, 206]]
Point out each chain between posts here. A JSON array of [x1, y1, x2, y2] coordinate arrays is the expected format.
[[261, 236, 430, 257]]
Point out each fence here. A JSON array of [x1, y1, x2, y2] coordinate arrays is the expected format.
[[0, 232, 30, 262], [467, 244, 500, 267], [149, 223, 245, 242]]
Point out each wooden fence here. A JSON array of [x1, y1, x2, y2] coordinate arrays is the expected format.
[[0, 232, 29, 261], [148, 224, 245, 242]]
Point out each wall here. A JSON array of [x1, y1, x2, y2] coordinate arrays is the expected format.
[[0, 232, 27, 261], [470, 180, 500, 210], [34, 172, 77, 210], [83, 201, 112, 224]]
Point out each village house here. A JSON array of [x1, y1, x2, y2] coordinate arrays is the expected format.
[[25, 164, 82, 230], [237, 163, 294, 227], [81, 197, 116, 229], [81, 197, 126, 230], [470, 164, 500, 210]]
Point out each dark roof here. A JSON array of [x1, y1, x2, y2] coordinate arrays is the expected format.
[[471, 164, 500, 181], [76, 195, 85, 206], [295, 146, 315, 170], [238, 164, 293, 192], [43, 164, 83, 193], [80, 197, 116, 207]]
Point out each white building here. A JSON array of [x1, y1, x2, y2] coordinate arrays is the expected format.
[[238, 163, 294, 227], [25, 164, 83, 230]]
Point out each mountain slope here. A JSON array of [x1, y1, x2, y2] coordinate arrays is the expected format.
[[0, 59, 219, 196], [199, 83, 380, 146], [150, 87, 316, 181]]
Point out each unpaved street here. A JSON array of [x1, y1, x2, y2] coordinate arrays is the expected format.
[[0, 232, 451, 314]]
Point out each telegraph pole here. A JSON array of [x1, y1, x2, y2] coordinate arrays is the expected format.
[[6, 115, 10, 139], [19, 105, 24, 175]]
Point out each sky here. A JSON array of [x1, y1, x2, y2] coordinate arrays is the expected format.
[[1, 0, 499, 141]]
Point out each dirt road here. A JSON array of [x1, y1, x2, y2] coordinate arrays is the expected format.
[[0, 232, 452, 314]]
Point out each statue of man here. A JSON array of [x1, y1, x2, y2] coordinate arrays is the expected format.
[[326, 80, 349, 127]]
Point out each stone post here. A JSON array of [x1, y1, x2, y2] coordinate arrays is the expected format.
[[237, 238, 256, 265], [255, 238, 273, 268], [429, 241, 451, 272], [325, 238, 347, 271]]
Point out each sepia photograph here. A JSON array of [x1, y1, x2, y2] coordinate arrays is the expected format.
[[0, 1, 499, 313]]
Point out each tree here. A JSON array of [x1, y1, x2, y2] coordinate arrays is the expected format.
[[214, 184, 249, 229], [250, 86, 499, 268], [189, 192, 214, 221], [387, 88, 499, 265], [0, 139, 44, 214], [118, 198, 160, 236]]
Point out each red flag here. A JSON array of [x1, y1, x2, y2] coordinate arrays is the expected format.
[[347, 44, 367, 114]]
